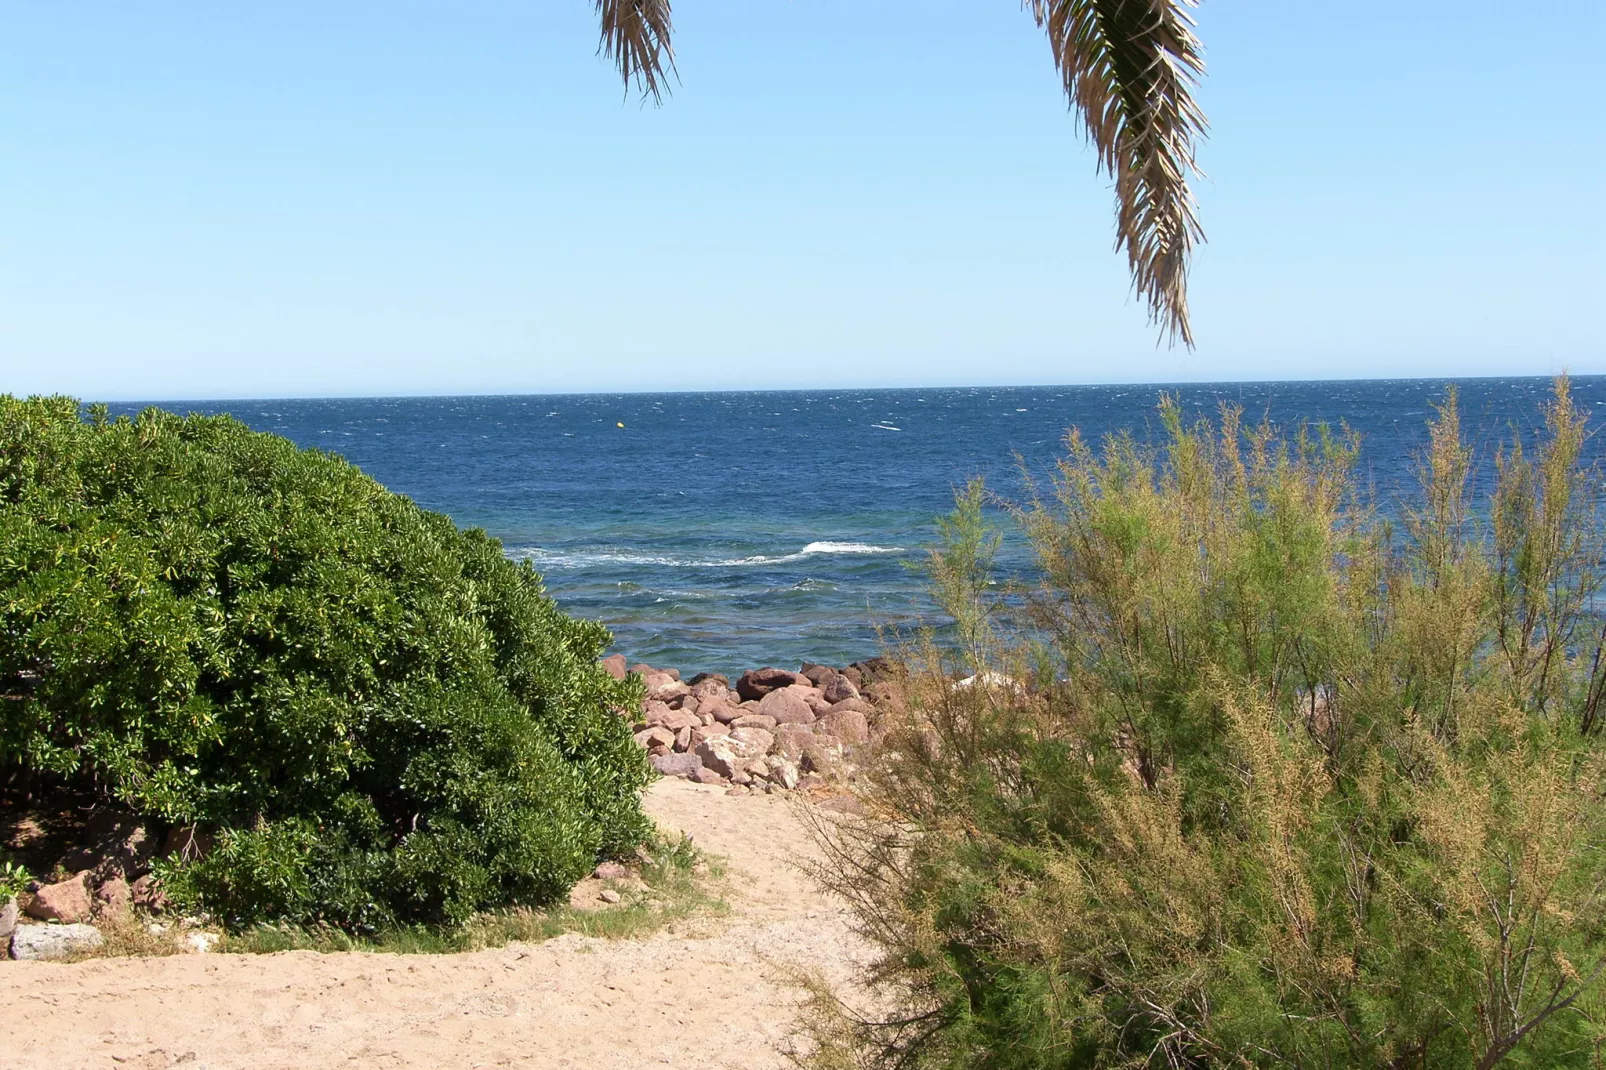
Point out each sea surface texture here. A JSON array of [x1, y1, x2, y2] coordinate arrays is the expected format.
[[115, 378, 1606, 674]]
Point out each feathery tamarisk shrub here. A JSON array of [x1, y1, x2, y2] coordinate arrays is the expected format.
[[807, 380, 1606, 1069], [0, 396, 650, 930]]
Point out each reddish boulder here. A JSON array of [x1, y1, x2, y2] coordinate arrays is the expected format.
[[729, 726, 776, 756], [687, 672, 730, 689], [131, 873, 169, 912], [773, 723, 816, 759], [25, 871, 93, 923], [736, 667, 806, 702], [600, 654, 628, 680], [95, 876, 132, 918], [821, 674, 860, 705], [731, 713, 778, 731], [757, 685, 817, 725], [674, 726, 694, 752], [634, 726, 676, 753], [650, 753, 704, 779], [826, 697, 872, 716], [690, 723, 731, 748], [799, 662, 836, 687], [701, 701, 741, 724], [690, 766, 726, 786], [818, 708, 870, 745]]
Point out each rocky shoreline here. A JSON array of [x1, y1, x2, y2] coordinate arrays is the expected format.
[[2, 654, 896, 961], [604, 654, 899, 795]]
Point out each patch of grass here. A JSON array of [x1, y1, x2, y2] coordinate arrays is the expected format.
[[220, 832, 725, 956]]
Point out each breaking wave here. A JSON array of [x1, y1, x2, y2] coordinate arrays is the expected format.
[[512, 540, 905, 570]]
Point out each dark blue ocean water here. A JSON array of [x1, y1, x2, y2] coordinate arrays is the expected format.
[[112, 378, 1606, 675]]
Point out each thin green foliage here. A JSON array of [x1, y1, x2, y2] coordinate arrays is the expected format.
[[807, 380, 1606, 1069]]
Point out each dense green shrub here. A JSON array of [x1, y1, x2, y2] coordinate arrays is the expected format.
[[811, 381, 1606, 1068], [0, 395, 650, 929]]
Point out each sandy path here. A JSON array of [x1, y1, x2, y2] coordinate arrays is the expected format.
[[0, 781, 871, 1069]]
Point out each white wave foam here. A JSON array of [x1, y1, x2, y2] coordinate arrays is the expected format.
[[512, 540, 905, 570]]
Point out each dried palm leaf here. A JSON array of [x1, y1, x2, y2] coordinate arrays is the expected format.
[[1029, 0, 1208, 346], [595, 0, 676, 102]]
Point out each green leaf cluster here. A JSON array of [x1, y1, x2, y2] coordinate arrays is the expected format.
[[0, 395, 650, 929], [815, 381, 1606, 1069]]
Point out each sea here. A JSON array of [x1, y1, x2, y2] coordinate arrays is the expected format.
[[111, 377, 1606, 676]]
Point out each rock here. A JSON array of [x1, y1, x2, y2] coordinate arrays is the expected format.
[[728, 727, 775, 756], [598, 889, 621, 905], [801, 688, 832, 714], [799, 663, 836, 687], [840, 665, 864, 690], [864, 680, 905, 708], [24, 872, 93, 923], [600, 654, 628, 680], [628, 662, 656, 677], [797, 772, 828, 791], [822, 674, 860, 704], [593, 861, 631, 880], [736, 667, 806, 702], [757, 685, 817, 725], [186, 932, 220, 954], [647, 678, 690, 702], [701, 701, 741, 724], [690, 723, 730, 748], [773, 723, 816, 759], [657, 708, 702, 732], [687, 672, 730, 689], [0, 897, 16, 946], [690, 766, 726, 786], [634, 726, 676, 753], [729, 768, 752, 786], [816, 795, 867, 815], [650, 753, 704, 779], [730, 713, 777, 731], [674, 694, 701, 714], [802, 740, 844, 775], [850, 657, 897, 683], [10, 923, 103, 961], [130, 874, 168, 912], [826, 696, 873, 716], [764, 755, 801, 790], [817, 708, 870, 745], [642, 699, 673, 725], [94, 876, 132, 918], [674, 726, 694, 752], [694, 737, 751, 779]]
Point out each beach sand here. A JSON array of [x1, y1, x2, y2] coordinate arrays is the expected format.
[[1, 779, 872, 1069]]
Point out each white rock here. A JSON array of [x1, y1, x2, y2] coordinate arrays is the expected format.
[[10, 923, 104, 960], [186, 932, 220, 954]]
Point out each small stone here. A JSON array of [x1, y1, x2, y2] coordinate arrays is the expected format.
[[593, 861, 631, 880], [735, 667, 807, 702], [689, 723, 731, 748], [598, 889, 622, 905], [186, 932, 219, 954], [130, 874, 168, 912], [728, 727, 775, 756], [634, 726, 676, 752], [702, 702, 741, 724], [0, 897, 16, 945], [674, 726, 694, 751], [10, 923, 103, 961], [24, 872, 93, 924], [650, 753, 704, 779], [730, 713, 778, 731], [94, 876, 132, 918], [690, 766, 725, 786]]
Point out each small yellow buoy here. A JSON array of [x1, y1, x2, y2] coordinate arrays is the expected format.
[[617, 422, 625, 428]]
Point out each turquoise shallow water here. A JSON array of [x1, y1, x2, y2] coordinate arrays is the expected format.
[[113, 377, 1606, 675]]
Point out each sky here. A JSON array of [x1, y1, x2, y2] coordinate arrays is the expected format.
[[3, 1, 1603, 400]]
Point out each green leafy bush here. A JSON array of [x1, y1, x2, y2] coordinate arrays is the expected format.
[[0, 395, 650, 929], [811, 381, 1606, 1068]]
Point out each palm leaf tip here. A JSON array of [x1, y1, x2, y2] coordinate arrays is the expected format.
[[596, 0, 677, 103], [1030, 0, 1208, 347]]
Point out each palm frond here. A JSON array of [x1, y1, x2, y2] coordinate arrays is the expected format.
[[1029, 0, 1207, 347], [596, 0, 676, 102]]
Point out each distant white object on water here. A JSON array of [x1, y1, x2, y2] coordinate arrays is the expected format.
[[871, 424, 901, 431]]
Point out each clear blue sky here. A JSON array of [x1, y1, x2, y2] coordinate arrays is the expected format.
[[3, 1, 1602, 400]]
